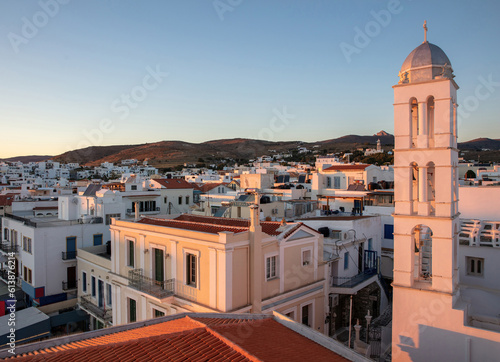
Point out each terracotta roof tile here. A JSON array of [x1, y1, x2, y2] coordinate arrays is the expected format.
[[153, 179, 195, 189], [323, 164, 370, 172]]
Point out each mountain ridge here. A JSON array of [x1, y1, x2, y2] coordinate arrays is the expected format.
[[3, 133, 499, 166]]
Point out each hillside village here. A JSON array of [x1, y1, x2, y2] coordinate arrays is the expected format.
[[0, 131, 499, 359]]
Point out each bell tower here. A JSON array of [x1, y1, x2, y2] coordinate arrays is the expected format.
[[392, 22, 460, 359]]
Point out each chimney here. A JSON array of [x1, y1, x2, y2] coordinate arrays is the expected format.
[[249, 203, 262, 313], [134, 201, 139, 221]]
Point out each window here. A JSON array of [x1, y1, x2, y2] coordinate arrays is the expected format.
[[185, 196, 189, 204], [131, 185, 137, 191], [105, 213, 120, 225], [467, 257, 484, 277], [154, 309, 165, 318], [285, 311, 295, 321], [333, 176, 341, 189], [106, 283, 112, 306], [82, 272, 87, 293], [164, 197, 167, 204], [326, 177, 331, 188], [132, 201, 157, 212], [128, 240, 135, 268], [178, 196, 182, 205], [11, 230, 17, 244], [344, 252, 349, 270], [302, 249, 312, 266], [93, 234, 103, 246], [66, 236, 77, 259], [3, 228, 8, 241], [128, 298, 136, 323], [23, 267, 32, 284], [266, 255, 278, 280], [368, 238, 373, 251], [186, 253, 197, 287], [301, 304, 311, 327], [23, 237, 32, 254], [91, 276, 96, 297], [384, 224, 394, 240]]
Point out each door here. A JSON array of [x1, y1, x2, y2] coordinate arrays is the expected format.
[[67, 266, 76, 289], [154, 249, 164, 287], [358, 243, 364, 274], [98, 280, 104, 308], [66, 237, 76, 259]]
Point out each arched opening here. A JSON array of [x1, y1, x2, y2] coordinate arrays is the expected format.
[[410, 162, 419, 214], [426, 162, 436, 214], [410, 98, 418, 147], [427, 96, 435, 146], [413, 225, 433, 282]]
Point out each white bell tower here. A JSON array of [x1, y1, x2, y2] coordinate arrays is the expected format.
[[392, 22, 461, 359]]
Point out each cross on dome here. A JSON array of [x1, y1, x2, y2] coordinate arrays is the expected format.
[[423, 20, 428, 43]]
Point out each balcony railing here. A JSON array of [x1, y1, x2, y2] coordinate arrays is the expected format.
[[62, 251, 77, 260], [79, 294, 112, 323], [331, 268, 377, 288], [0, 243, 19, 254], [128, 269, 174, 299], [62, 280, 77, 290], [128, 269, 198, 302]]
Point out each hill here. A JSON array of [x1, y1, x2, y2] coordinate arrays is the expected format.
[[11, 132, 500, 168], [0, 155, 52, 163], [458, 138, 500, 150]]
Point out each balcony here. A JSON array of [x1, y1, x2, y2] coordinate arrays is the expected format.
[[0, 243, 19, 254], [331, 268, 377, 289], [79, 294, 112, 323], [62, 280, 77, 290], [128, 269, 198, 301], [128, 269, 174, 299], [62, 251, 77, 260]]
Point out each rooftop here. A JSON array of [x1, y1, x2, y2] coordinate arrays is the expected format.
[[2, 313, 355, 361]]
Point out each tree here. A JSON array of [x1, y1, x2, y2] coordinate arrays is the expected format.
[[465, 170, 476, 179]]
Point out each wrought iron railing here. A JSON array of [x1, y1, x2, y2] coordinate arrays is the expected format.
[[331, 268, 377, 288], [0, 243, 19, 254], [79, 294, 112, 322], [62, 251, 77, 260], [128, 269, 174, 299], [128, 269, 198, 301]]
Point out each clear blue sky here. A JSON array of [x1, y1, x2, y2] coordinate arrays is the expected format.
[[1, 0, 499, 158]]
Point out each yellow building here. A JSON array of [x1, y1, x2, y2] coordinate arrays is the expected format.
[[78, 208, 327, 333]]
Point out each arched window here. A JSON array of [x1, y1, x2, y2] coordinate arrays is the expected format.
[[427, 96, 435, 146], [410, 98, 418, 147], [426, 162, 435, 214], [410, 162, 419, 214], [413, 225, 433, 281]]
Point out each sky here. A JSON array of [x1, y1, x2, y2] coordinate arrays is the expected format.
[[1, 0, 499, 158]]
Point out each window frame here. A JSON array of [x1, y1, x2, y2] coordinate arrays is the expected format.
[[127, 239, 135, 268], [301, 247, 313, 266], [466, 256, 484, 277], [344, 251, 349, 270], [91, 276, 96, 298], [82, 271, 87, 293], [128, 298, 137, 323], [183, 248, 200, 288], [265, 252, 279, 281]]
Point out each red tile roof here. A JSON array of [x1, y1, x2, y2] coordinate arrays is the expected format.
[[323, 164, 370, 172], [153, 179, 195, 189], [9, 316, 348, 362], [137, 217, 249, 235], [175, 215, 284, 236], [0, 195, 14, 207], [196, 182, 229, 193]]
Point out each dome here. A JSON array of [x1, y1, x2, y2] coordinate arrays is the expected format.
[[401, 42, 451, 72], [398, 42, 454, 84]]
